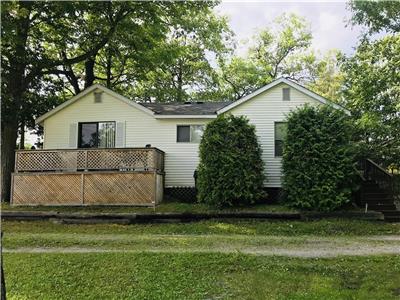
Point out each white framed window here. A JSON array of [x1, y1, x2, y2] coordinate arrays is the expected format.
[[274, 122, 287, 157], [177, 125, 205, 143], [78, 122, 115, 148]]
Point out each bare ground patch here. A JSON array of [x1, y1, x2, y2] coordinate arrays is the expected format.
[[4, 234, 400, 258]]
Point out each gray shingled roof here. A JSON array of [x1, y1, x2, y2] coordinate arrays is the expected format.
[[139, 101, 233, 115]]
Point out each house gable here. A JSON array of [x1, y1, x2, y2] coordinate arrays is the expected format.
[[218, 77, 350, 115], [36, 84, 154, 125], [41, 86, 158, 149], [223, 81, 346, 188]]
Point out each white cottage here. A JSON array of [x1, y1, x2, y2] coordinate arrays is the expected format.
[[11, 78, 348, 206], [38, 77, 348, 186]]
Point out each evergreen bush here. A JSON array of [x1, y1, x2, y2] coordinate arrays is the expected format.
[[197, 114, 265, 207], [282, 105, 357, 211]]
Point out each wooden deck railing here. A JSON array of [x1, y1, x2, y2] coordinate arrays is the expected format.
[[15, 148, 164, 173]]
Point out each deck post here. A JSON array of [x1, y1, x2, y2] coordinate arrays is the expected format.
[[81, 173, 85, 205]]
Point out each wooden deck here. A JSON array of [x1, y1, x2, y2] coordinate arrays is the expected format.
[[11, 148, 164, 206]]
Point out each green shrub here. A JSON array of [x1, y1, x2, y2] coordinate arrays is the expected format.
[[197, 114, 265, 207], [282, 105, 357, 211]]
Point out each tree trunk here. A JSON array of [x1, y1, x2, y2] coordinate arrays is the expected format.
[[19, 121, 25, 150], [1, 232, 6, 300], [1, 121, 18, 202], [1, 2, 31, 203], [106, 50, 112, 88], [84, 57, 96, 88], [177, 60, 184, 102]]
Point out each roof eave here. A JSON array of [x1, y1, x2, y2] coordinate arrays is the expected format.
[[154, 114, 217, 119]]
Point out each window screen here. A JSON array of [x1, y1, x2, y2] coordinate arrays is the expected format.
[[274, 122, 287, 157], [282, 88, 290, 101], [177, 125, 204, 143], [177, 126, 190, 142]]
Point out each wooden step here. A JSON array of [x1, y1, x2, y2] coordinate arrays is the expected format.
[[363, 192, 390, 198], [384, 217, 400, 222], [368, 204, 397, 211], [362, 187, 386, 193], [361, 201, 394, 207], [382, 210, 400, 222], [361, 197, 393, 203], [381, 210, 400, 216]]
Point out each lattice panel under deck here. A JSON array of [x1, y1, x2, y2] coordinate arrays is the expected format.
[[12, 173, 82, 205], [83, 173, 155, 204], [11, 170, 163, 206]]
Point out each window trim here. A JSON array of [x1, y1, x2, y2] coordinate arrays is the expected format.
[[176, 124, 204, 143], [78, 121, 116, 148], [274, 121, 287, 157]]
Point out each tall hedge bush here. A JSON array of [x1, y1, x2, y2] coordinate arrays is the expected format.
[[197, 114, 265, 207], [282, 105, 357, 211]]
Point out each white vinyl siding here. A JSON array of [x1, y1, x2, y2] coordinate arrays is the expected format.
[[115, 122, 125, 147], [43, 90, 208, 187], [68, 123, 78, 149], [228, 83, 320, 187], [43, 83, 321, 187]]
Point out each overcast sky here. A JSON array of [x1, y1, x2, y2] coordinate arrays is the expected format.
[[214, 0, 364, 56]]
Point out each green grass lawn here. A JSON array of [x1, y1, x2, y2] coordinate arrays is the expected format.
[[3, 219, 400, 237], [3, 219, 400, 299], [1, 200, 296, 214], [4, 253, 400, 300]]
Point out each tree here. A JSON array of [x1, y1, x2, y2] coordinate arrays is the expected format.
[[48, 2, 232, 103], [307, 50, 345, 103], [127, 8, 232, 103], [1, 1, 230, 202], [197, 114, 265, 207], [1, 1, 136, 201], [341, 35, 400, 168], [348, 0, 400, 34], [282, 105, 357, 211], [250, 13, 315, 82], [218, 57, 265, 100], [218, 13, 317, 100]]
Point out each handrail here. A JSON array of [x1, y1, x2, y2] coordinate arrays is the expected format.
[[365, 158, 393, 178], [15, 147, 165, 154], [359, 158, 394, 200]]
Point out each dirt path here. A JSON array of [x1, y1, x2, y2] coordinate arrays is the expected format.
[[4, 234, 400, 258]]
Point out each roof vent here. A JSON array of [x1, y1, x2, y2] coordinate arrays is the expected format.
[[94, 91, 103, 103]]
